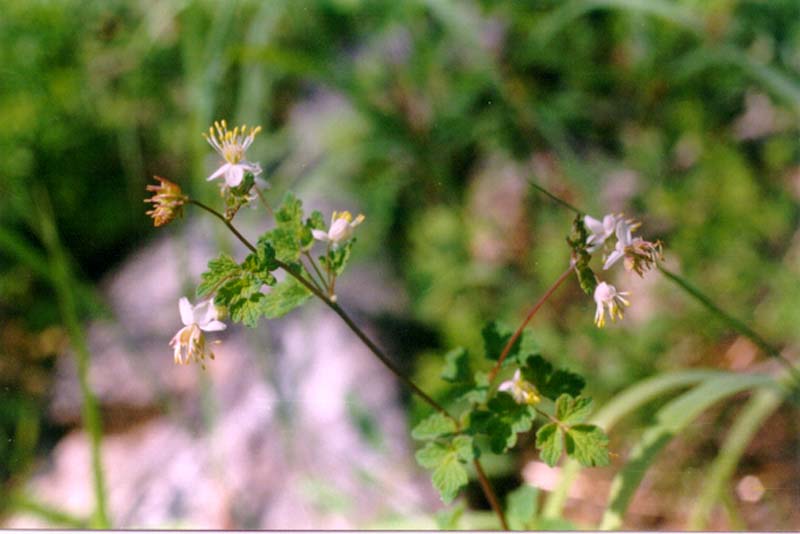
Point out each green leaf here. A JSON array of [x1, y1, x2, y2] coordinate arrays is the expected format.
[[262, 192, 311, 263], [459, 371, 489, 405], [435, 502, 464, 530], [471, 393, 535, 454], [536, 423, 564, 467], [506, 485, 539, 530], [412, 412, 457, 440], [267, 228, 302, 263], [521, 355, 585, 399], [197, 253, 240, 298], [481, 321, 516, 361], [555, 394, 593, 425], [441, 347, 471, 383], [481, 321, 540, 364], [243, 241, 278, 286], [261, 277, 312, 319], [432, 453, 469, 504], [415, 441, 449, 469], [321, 240, 354, 276], [215, 276, 265, 328], [565, 425, 609, 467], [452, 435, 476, 462]]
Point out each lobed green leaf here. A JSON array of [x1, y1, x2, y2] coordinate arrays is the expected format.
[[555, 394, 593, 425], [197, 253, 240, 298], [565, 424, 609, 467], [521, 355, 585, 399], [536, 423, 564, 467], [411, 412, 457, 440], [261, 277, 312, 319], [441, 347, 471, 383]]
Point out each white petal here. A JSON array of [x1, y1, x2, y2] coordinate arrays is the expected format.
[[603, 249, 624, 270], [584, 215, 605, 235], [225, 165, 245, 187], [179, 297, 194, 326], [201, 320, 227, 332], [311, 229, 330, 241], [498, 381, 513, 391], [208, 163, 230, 181], [190, 300, 213, 325]]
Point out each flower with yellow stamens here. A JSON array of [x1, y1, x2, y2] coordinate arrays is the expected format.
[[203, 120, 263, 188], [170, 297, 227, 367], [593, 281, 630, 328], [311, 210, 365, 248], [498, 369, 541, 406]]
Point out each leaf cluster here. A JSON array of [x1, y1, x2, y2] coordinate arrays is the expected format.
[[412, 321, 609, 503], [197, 192, 332, 327]]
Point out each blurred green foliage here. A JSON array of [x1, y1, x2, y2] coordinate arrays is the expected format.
[[1, 0, 799, 528]]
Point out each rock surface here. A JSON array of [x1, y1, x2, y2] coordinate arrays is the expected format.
[[6, 221, 434, 529]]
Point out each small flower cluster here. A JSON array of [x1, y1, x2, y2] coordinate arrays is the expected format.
[[584, 213, 662, 328], [163, 120, 368, 366]]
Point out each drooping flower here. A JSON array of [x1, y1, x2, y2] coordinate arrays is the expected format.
[[144, 176, 188, 227], [498, 369, 541, 406], [170, 297, 226, 366], [203, 120, 262, 188], [584, 213, 620, 252], [311, 211, 365, 248], [603, 217, 662, 276], [593, 281, 630, 328]]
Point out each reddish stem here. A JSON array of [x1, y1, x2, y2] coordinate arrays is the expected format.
[[487, 264, 576, 382]]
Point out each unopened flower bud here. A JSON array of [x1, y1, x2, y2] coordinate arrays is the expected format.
[[145, 176, 188, 227]]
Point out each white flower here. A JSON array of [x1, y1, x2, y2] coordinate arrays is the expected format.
[[169, 297, 226, 366], [603, 217, 661, 276], [203, 120, 262, 188], [593, 282, 630, 328], [311, 210, 365, 248], [584, 214, 619, 252], [602, 217, 637, 270], [498, 369, 541, 405]]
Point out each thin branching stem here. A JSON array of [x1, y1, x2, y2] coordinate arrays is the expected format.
[[304, 251, 329, 293], [527, 179, 582, 215], [474, 458, 510, 530], [189, 199, 509, 529], [488, 264, 576, 383]]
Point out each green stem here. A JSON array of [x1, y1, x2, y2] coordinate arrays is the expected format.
[[190, 199, 509, 529], [657, 265, 800, 387], [473, 458, 509, 530], [488, 264, 576, 383], [527, 179, 583, 215], [33, 190, 110, 529], [304, 251, 329, 294], [8, 493, 90, 529]]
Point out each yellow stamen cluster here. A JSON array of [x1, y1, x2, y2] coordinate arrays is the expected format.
[[144, 176, 187, 227], [333, 210, 365, 225], [203, 120, 262, 164]]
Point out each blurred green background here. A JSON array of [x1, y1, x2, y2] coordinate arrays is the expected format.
[[1, 0, 799, 529]]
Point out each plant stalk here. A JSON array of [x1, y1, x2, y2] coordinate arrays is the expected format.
[[34, 190, 110, 529], [488, 264, 576, 382]]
